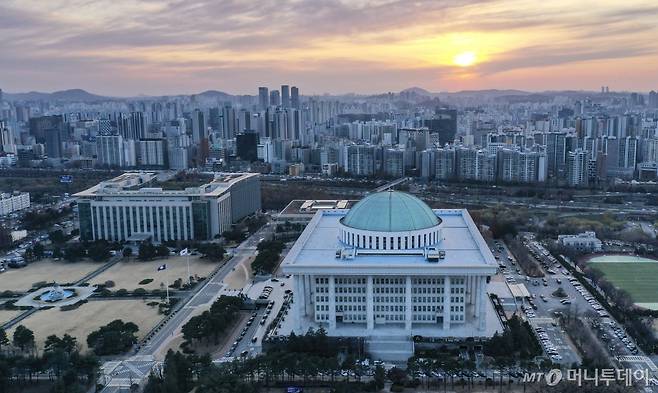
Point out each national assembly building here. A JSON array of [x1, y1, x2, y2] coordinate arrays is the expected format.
[[74, 172, 260, 243], [282, 190, 501, 361]]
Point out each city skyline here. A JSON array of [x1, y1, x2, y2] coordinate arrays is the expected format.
[[2, 0, 658, 96]]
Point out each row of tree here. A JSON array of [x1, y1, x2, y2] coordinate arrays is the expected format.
[[548, 247, 658, 353], [251, 240, 285, 275], [22, 205, 72, 230], [146, 329, 372, 393], [86, 319, 139, 356], [181, 296, 244, 347], [0, 326, 99, 393], [484, 315, 542, 360]]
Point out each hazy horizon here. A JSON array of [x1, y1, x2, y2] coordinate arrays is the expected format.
[[2, 0, 658, 96]]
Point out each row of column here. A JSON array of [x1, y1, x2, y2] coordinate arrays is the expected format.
[[91, 203, 193, 242], [293, 274, 489, 333]]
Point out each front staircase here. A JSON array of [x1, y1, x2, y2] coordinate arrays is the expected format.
[[366, 335, 414, 364]]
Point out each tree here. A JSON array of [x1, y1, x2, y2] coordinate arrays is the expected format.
[[45, 334, 78, 354], [387, 367, 407, 386], [87, 240, 111, 262], [123, 247, 133, 258], [33, 243, 45, 259], [552, 287, 568, 298], [13, 325, 35, 352], [87, 320, 139, 356], [373, 364, 386, 390], [156, 244, 170, 258], [64, 243, 87, 262], [138, 241, 158, 261], [251, 240, 286, 274], [0, 327, 9, 351], [222, 227, 246, 243], [197, 243, 226, 262], [181, 296, 244, 346], [49, 229, 68, 244]]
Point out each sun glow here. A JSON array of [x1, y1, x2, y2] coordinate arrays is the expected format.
[[454, 51, 477, 67]]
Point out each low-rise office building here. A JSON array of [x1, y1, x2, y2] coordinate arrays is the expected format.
[[75, 172, 260, 243], [557, 231, 603, 252]]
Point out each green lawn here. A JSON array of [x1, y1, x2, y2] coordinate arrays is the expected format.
[[590, 262, 658, 303]]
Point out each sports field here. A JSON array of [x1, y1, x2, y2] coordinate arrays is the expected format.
[[589, 255, 658, 309]]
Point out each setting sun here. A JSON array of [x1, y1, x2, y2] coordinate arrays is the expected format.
[[453, 51, 477, 67]]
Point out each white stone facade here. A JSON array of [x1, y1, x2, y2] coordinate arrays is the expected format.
[[283, 206, 499, 340], [74, 172, 260, 242]]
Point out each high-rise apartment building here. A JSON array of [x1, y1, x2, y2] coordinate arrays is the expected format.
[[291, 86, 300, 109], [566, 149, 588, 187], [258, 87, 269, 109], [281, 85, 290, 108], [270, 90, 280, 107]]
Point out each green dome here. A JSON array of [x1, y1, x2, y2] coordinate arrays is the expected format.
[[341, 191, 440, 232]]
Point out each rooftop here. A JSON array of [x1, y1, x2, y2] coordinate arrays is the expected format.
[[74, 172, 258, 198], [283, 208, 497, 273], [279, 199, 359, 217], [340, 190, 440, 232]]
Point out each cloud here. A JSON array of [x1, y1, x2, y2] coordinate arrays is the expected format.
[[1, 0, 657, 94]]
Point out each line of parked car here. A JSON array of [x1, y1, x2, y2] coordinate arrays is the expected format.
[[226, 310, 260, 358], [534, 325, 563, 362], [568, 277, 608, 318]]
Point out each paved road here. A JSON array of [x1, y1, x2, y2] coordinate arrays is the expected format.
[[373, 177, 409, 193], [521, 236, 658, 391], [492, 238, 582, 366], [99, 223, 274, 393], [138, 224, 274, 356]]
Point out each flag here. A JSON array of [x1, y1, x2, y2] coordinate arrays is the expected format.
[[179, 248, 189, 256], [157, 264, 167, 271]]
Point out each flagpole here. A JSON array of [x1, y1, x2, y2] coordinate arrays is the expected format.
[[187, 253, 191, 286], [166, 279, 170, 305]]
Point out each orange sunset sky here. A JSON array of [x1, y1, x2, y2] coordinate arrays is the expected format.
[[1, 0, 658, 95]]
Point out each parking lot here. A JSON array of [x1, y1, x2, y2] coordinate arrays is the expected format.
[[216, 275, 293, 362], [490, 237, 582, 365], [530, 318, 580, 365]]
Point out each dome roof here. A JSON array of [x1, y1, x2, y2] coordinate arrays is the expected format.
[[341, 190, 440, 232]]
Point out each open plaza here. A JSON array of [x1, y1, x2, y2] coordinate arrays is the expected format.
[[8, 299, 162, 352], [90, 256, 220, 291], [0, 259, 100, 292]]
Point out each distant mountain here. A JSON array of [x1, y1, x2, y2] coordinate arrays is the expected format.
[[400, 87, 434, 96], [5, 88, 112, 102], [194, 90, 233, 100], [444, 89, 530, 97]]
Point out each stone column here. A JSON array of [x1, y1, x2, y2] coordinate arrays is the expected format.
[[405, 276, 412, 331], [474, 276, 481, 318], [328, 275, 336, 330], [479, 276, 487, 331], [304, 275, 312, 317], [469, 276, 475, 304], [443, 276, 451, 330], [122, 206, 129, 241], [107, 206, 114, 241], [93, 205, 101, 240], [294, 274, 304, 332], [366, 275, 374, 330]]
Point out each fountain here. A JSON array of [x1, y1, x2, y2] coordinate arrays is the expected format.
[[39, 284, 74, 302]]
